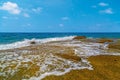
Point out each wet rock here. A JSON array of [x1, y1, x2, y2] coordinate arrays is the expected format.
[[97, 38, 113, 43], [30, 41, 36, 44], [55, 53, 81, 62], [108, 43, 120, 50], [73, 36, 86, 40]]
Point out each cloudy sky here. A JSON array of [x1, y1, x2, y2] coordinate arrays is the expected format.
[[0, 0, 120, 32]]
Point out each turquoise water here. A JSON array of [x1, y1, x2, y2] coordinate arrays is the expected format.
[[0, 33, 120, 44]]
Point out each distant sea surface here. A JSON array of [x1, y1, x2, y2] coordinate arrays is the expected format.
[[0, 33, 120, 44]]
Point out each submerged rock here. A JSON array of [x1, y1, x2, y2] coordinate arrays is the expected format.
[[73, 36, 86, 40]]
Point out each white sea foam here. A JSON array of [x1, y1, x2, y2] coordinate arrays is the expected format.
[[29, 54, 92, 80], [61, 41, 109, 56], [0, 36, 75, 50]]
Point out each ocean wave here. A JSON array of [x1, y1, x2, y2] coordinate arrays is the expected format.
[[0, 36, 75, 50]]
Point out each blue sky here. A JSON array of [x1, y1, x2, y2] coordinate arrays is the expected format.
[[0, 0, 120, 32]]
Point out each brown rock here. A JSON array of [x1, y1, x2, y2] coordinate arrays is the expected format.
[[97, 38, 113, 43], [73, 36, 86, 40], [55, 53, 81, 62], [108, 43, 120, 50], [107, 40, 120, 50]]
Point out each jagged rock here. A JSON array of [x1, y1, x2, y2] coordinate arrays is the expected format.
[[73, 36, 86, 40]]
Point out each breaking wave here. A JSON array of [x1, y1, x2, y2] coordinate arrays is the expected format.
[[0, 36, 75, 50]]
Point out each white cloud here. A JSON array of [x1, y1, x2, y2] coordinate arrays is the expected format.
[[61, 17, 69, 20], [23, 13, 30, 18], [2, 16, 8, 19], [92, 2, 108, 8], [99, 2, 109, 7], [59, 24, 64, 27], [0, 2, 21, 14], [22, 23, 31, 27], [92, 5, 97, 8], [27, 23, 31, 26], [100, 8, 113, 14], [32, 7, 42, 13], [96, 24, 102, 27], [92, 2, 114, 15]]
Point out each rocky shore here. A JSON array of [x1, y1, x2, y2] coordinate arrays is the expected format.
[[0, 36, 120, 80]]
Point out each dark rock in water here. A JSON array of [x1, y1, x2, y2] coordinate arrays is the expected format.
[[97, 39, 113, 43], [30, 41, 36, 44], [73, 36, 86, 40]]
